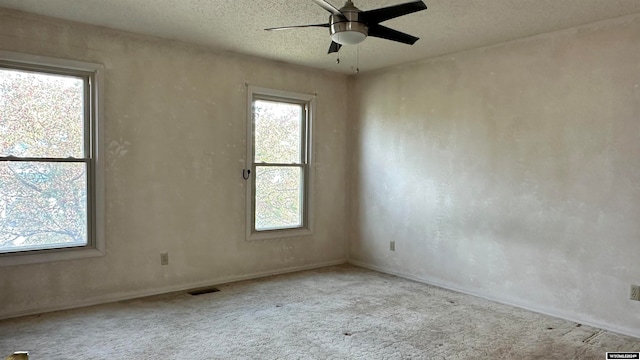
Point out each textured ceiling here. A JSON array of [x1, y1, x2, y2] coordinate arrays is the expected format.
[[1, 0, 640, 73]]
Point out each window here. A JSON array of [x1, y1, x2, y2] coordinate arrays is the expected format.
[[0, 51, 104, 266], [246, 86, 314, 240]]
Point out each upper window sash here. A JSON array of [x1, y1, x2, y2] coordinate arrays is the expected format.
[[0, 54, 99, 162], [252, 97, 308, 166]]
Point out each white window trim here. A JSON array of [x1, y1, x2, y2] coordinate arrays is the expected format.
[[0, 50, 105, 266], [246, 86, 315, 241]]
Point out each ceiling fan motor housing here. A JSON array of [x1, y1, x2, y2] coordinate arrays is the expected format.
[[330, 1, 368, 45]]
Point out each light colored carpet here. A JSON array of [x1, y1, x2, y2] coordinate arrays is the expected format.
[[1, 265, 639, 359]]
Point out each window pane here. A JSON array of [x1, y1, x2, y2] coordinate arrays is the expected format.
[[0, 161, 87, 253], [255, 166, 303, 230], [254, 100, 302, 164], [0, 68, 85, 158]]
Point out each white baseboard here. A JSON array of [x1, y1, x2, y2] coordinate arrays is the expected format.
[[348, 258, 640, 340], [0, 258, 348, 321]]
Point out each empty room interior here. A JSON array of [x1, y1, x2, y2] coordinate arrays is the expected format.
[[1, 0, 640, 358]]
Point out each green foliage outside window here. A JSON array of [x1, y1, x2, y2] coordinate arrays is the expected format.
[[0, 69, 88, 252], [253, 99, 306, 231]]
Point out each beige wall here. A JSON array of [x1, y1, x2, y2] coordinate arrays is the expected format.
[[0, 8, 349, 318], [348, 14, 640, 337]]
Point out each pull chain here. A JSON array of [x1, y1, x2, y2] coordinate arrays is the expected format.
[[355, 45, 360, 74], [336, 33, 341, 64]]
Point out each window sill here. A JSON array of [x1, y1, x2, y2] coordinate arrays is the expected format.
[[247, 227, 312, 241], [0, 246, 105, 267]]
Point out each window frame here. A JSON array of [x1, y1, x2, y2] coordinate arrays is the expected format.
[[246, 86, 315, 241], [0, 50, 105, 266]]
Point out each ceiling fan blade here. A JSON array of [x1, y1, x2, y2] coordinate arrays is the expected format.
[[363, 1, 427, 24], [265, 23, 329, 31], [312, 0, 342, 15], [328, 41, 342, 54], [368, 24, 419, 45]]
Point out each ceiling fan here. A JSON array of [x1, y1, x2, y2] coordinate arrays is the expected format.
[[266, 0, 427, 54]]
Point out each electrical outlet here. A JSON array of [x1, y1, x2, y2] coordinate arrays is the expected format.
[[631, 285, 640, 301], [160, 252, 169, 266], [390, 241, 395, 251]]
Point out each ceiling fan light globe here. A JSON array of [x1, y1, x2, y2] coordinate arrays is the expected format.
[[329, 18, 368, 45], [331, 30, 367, 45]]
